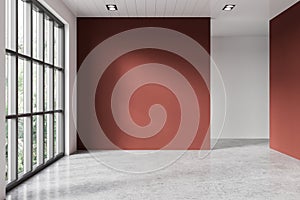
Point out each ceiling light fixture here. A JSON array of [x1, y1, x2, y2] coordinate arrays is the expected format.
[[106, 4, 117, 11], [223, 4, 236, 11]]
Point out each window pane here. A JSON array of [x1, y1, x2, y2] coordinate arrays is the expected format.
[[33, 62, 43, 112], [32, 6, 43, 60], [54, 70, 63, 110], [36, 115, 43, 165], [44, 16, 53, 64], [5, 0, 16, 50], [24, 60, 31, 114], [18, 118, 24, 175], [32, 115, 37, 167], [6, 54, 16, 115], [32, 63, 37, 112], [45, 67, 53, 111], [54, 25, 63, 68], [8, 119, 17, 182], [18, 58, 30, 114], [18, 58, 24, 113], [23, 117, 31, 173], [44, 114, 53, 161], [18, 0, 31, 56], [55, 113, 63, 155], [48, 114, 53, 159]]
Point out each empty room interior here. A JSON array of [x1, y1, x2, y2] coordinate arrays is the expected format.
[[1, 0, 300, 199]]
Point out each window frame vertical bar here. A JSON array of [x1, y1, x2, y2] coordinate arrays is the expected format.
[[42, 11, 45, 163], [62, 27, 65, 154], [52, 23, 55, 156], [30, 0, 33, 171], [15, 0, 19, 180]]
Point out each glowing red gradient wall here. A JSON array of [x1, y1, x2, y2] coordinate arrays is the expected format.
[[77, 18, 210, 150], [270, 2, 300, 160]]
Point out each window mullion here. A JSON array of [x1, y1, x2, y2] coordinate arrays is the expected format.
[[42, 12, 45, 163], [15, 0, 19, 181]]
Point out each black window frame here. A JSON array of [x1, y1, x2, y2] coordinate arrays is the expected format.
[[5, 0, 65, 191]]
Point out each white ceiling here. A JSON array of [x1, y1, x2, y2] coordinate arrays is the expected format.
[[62, 0, 299, 36]]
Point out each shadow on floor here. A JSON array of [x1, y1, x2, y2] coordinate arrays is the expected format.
[[73, 140, 269, 152], [212, 139, 269, 150]]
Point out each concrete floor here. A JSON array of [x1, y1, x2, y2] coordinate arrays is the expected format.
[[7, 139, 300, 200]]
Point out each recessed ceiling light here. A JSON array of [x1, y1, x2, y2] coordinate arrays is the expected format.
[[106, 4, 117, 11], [223, 4, 236, 11]]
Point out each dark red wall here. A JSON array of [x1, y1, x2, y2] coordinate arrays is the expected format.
[[77, 18, 210, 150], [270, 2, 300, 160], [77, 18, 210, 69]]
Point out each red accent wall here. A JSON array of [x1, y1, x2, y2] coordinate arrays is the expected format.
[[270, 2, 300, 160], [77, 18, 210, 150]]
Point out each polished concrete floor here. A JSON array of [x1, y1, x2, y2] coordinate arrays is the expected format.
[[7, 140, 300, 200]]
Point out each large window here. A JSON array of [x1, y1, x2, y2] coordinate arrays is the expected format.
[[5, 0, 65, 190]]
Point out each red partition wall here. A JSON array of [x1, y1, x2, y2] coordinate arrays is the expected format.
[[77, 18, 210, 150], [270, 2, 300, 159]]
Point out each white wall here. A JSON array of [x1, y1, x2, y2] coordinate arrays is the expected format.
[[38, 0, 77, 155], [211, 36, 269, 139], [0, 0, 6, 199]]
